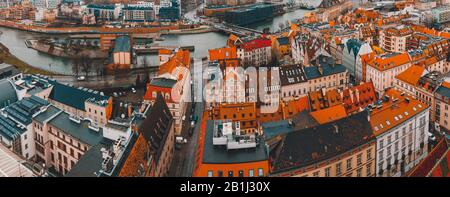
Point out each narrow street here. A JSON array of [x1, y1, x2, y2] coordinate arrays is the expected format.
[[168, 58, 206, 177]]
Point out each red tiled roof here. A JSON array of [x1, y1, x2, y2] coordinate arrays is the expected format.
[[409, 138, 450, 177], [342, 82, 378, 114], [241, 38, 271, 51]]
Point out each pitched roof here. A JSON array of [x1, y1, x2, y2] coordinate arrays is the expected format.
[[370, 89, 428, 136], [272, 110, 374, 174], [241, 37, 271, 51], [279, 64, 307, 86], [139, 93, 173, 165], [345, 38, 363, 58], [209, 47, 237, 61], [436, 82, 450, 98], [149, 77, 177, 88], [310, 104, 348, 124], [342, 82, 378, 114], [158, 49, 190, 75], [395, 65, 427, 86], [409, 138, 450, 177], [304, 57, 347, 79], [47, 80, 110, 111], [367, 52, 411, 71]]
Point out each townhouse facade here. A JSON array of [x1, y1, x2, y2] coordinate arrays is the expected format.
[[370, 89, 430, 177]]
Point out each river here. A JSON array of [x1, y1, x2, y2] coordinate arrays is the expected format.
[[0, 5, 316, 75]]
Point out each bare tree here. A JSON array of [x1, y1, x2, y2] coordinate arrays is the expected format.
[[72, 58, 81, 76], [80, 55, 93, 77]]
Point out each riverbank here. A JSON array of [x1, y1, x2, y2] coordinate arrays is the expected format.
[[0, 43, 59, 75], [162, 26, 219, 35], [0, 19, 179, 34], [26, 39, 108, 59]]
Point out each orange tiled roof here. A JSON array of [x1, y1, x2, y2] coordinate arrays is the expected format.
[[310, 104, 347, 124], [209, 47, 237, 61], [395, 65, 426, 86], [370, 89, 428, 136], [442, 81, 450, 89], [158, 49, 172, 55], [158, 49, 190, 75], [282, 96, 310, 118], [367, 52, 411, 71]]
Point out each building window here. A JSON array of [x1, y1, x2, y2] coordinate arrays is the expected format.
[[346, 158, 352, 171], [313, 171, 319, 177], [325, 167, 331, 177], [218, 171, 223, 177], [258, 168, 264, 177], [207, 171, 213, 177], [249, 170, 254, 177], [357, 168, 362, 177], [238, 170, 244, 177], [336, 162, 342, 176], [228, 171, 233, 177], [367, 149, 372, 160], [357, 154, 362, 166], [366, 163, 372, 176]]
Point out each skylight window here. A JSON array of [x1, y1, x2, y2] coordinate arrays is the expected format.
[[413, 107, 417, 111], [394, 116, 399, 121], [399, 115, 403, 119], [386, 121, 391, 126], [418, 104, 422, 108], [404, 111, 409, 116], [374, 126, 379, 131]]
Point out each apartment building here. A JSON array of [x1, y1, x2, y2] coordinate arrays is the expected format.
[[304, 55, 348, 93], [435, 81, 450, 133], [143, 49, 191, 135], [366, 52, 412, 94], [0, 96, 49, 160], [122, 4, 155, 22], [432, 6, 450, 24], [370, 89, 429, 177], [342, 38, 373, 83], [237, 36, 272, 67], [394, 66, 441, 123], [279, 64, 308, 101], [379, 25, 413, 53], [14, 75, 113, 127], [270, 110, 376, 177]]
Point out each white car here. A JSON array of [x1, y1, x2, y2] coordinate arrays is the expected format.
[[131, 88, 137, 93], [428, 132, 436, 141], [77, 76, 85, 81]]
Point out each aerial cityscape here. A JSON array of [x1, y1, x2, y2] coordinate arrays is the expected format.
[[0, 0, 450, 179]]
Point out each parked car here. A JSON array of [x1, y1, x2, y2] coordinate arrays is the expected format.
[[131, 88, 137, 94], [77, 76, 85, 81], [113, 92, 118, 97], [428, 132, 436, 141], [191, 121, 195, 128]]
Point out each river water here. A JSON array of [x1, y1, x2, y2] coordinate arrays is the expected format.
[[0, 6, 315, 75]]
